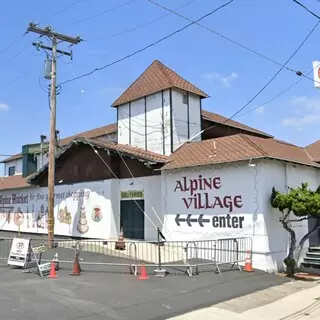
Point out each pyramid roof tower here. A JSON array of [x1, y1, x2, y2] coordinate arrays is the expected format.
[[112, 60, 209, 107]]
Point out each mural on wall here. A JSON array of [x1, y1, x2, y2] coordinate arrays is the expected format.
[[92, 206, 103, 222], [173, 175, 245, 229], [162, 166, 262, 240], [77, 206, 89, 234], [0, 181, 111, 238]]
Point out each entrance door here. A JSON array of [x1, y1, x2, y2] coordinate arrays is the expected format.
[[120, 200, 145, 240], [308, 217, 320, 246]]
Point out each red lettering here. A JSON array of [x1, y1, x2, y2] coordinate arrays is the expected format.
[[174, 180, 184, 192], [181, 193, 244, 212], [212, 196, 223, 209], [182, 197, 193, 209], [234, 195, 243, 209], [212, 177, 221, 189], [174, 175, 222, 195]]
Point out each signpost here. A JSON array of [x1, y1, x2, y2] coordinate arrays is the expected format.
[[7, 238, 49, 278], [312, 61, 320, 88], [7, 238, 31, 267]]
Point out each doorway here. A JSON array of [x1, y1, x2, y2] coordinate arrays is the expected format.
[[308, 217, 320, 246], [120, 200, 145, 240]]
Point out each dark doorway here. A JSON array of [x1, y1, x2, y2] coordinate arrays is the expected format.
[[308, 217, 320, 246], [120, 200, 145, 240]]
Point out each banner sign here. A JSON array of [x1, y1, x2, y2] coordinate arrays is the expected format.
[[120, 190, 144, 199], [7, 238, 30, 267], [38, 262, 51, 276], [312, 61, 320, 89]]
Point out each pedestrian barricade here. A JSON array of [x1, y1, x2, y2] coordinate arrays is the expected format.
[[0, 235, 252, 277]]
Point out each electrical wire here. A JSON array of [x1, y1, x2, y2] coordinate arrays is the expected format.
[[0, 34, 27, 58], [148, 0, 320, 86], [64, 0, 137, 28], [49, 0, 86, 21], [78, 135, 159, 231], [59, 0, 235, 86], [8, 70, 34, 85], [190, 19, 320, 140], [293, 0, 320, 19], [0, 0, 83, 62], [90, 0, 196, 41], [0, 43, 31, 70]]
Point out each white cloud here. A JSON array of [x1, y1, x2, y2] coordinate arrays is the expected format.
[[282, 96, 320, 126], [0, 103, 9, 111], [254, 106, 265, 114], [201, 72, 238, 88]]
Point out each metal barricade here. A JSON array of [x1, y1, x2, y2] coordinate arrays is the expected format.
[[213, 237, 252, 274], [0, 235, 253, 276]]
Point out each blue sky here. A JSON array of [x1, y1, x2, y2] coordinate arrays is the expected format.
[[1, 0, 320, 167]]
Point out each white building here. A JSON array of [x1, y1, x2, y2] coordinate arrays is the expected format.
[[1, 60, 320, 273]]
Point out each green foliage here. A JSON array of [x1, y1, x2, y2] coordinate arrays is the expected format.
[[271, 183, 320, 218]]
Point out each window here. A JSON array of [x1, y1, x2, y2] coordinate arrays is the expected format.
[[8, 166, 15, 176], [182, 92, 188, 105]]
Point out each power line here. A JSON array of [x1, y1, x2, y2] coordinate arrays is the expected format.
[[237, 62, 320, 118], [148, 0, 320, 86], [49, 0, 86, 20], [293, 0, 320, 19], [0, 43, 31, 70], [190, 19, 320, 139], [0, 0, 84, 59], [90, 0, 196, 41], [0, 34, 26, 58], [59, 0, 235, 85], [64, 0, 137, 28]]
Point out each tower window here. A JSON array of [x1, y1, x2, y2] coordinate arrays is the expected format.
[[182, 93, 188, 105], [8, 166, 15, 176]]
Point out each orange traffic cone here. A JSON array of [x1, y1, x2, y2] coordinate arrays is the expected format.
[[243, 250, 254, 272], [70, 252, 81, 276], [115, 227, 126, 250], [139, 264, 149, 280], [48, 261, 57, 278]]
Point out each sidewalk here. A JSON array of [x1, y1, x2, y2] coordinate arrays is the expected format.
[[168, 281, 320, 320]]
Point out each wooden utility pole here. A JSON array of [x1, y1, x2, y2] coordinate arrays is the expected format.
[[27, 23, 81, 248]]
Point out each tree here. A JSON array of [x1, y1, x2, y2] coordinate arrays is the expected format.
[[270, 183, 320, 277]]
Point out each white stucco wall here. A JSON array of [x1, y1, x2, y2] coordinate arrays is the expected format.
[[4, 158, 23, 176], [161, 160, 320, 273], [116, 89, 201, 156], [0, 176, 162, 241], [259, 160, 320, 270]]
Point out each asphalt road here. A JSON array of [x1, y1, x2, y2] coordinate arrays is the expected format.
[[0, 264, 289, 320], [0, 231, 290, 319]]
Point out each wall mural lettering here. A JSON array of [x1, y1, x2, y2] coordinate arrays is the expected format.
[[174, 175, 245, 229], [0, 186, 104, 237]]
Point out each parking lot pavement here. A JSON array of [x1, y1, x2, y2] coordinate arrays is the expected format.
[[0, 264, 289, 320]]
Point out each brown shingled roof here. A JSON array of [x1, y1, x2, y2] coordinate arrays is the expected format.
[[112, 60, 209, 107], [1, 123, 117, 163], [28, 137, 168, 184], [86, 138, 168, 163], [59, 123, 117, 146], [162, 134, 319, 170], [0, 175, 32, 191], [201, 110, 273, 138], [305, 140, 320, 162], [0, 153, 23, 163]]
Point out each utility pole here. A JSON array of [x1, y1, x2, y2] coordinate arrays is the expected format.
[[27, 23, 81, 248]]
